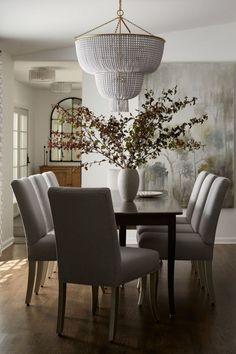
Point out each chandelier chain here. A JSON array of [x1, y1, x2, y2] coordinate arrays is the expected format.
[[76, 0, 153, 38], [123, 17, 153, 35], [117, 0, 124, 17]]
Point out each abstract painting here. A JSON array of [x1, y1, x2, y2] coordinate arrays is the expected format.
[[139, 63, 235, 207]]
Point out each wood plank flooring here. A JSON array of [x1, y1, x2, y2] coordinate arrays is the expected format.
[[0, 244, 236, 354]]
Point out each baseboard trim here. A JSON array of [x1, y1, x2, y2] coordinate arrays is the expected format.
[[215, 237, 236, 244], [14, 237, 25, 244], [2, 237, 14, 251]]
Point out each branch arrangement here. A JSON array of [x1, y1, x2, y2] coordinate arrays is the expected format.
[[49, 87, 208, 169]]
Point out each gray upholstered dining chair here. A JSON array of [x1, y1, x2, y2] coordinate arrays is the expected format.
[[29, 174, 56, 286], [42, 171, 60, 278], [11, 177, 57, 305], [138, 170, 211, 235], [137, 176, 230, 306], [176, 170, 209, 224], [29, 174, 54, 232], [48, 187, 160, 342]]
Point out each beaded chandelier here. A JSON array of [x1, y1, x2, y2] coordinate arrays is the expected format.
[[75, 0, 165, 112]]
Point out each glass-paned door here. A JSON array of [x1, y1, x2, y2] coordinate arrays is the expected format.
[[13, 108, 29, 180]]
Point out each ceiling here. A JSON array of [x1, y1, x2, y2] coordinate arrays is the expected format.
[[1, 0, 236, 90]]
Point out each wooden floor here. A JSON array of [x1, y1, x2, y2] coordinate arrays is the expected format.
[[0, 244, 236, 354]]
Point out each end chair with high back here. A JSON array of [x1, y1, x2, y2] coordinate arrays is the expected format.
[[137, 176, 230, 306], [11, 177, 57, 305], [49, 187, 160, 342]]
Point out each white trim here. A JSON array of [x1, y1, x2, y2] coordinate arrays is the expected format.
[[215, 237, 236, 244], [2, 237, 14, 251], [14, 236, 25, 244]]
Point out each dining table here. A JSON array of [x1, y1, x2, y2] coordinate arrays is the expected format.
[[111, 190, 182, 318]]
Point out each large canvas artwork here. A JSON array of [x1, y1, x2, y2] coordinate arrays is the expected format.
[[139, 63, 235, 207]]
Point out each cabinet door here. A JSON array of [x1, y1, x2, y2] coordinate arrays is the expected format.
[[54, 169, 70, 186], [71, 167, 81, 187]]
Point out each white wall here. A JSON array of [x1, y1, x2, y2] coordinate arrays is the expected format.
[[2, 51, 14, 249]]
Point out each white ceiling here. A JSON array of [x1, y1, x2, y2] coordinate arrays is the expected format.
[[1, 0, 236, 89]]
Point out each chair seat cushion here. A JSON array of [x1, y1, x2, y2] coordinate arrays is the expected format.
[[28, 231, 57, 261], [118, 247, 159, 285], [137, 232, 213, 260], [137, 222, 193, 234]]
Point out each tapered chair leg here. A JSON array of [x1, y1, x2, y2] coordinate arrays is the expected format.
[[196, 260, 205, 287], [204, 260, 215, 306], [47, 261, 55, 279], [25, 260, 36, 306], [198, 261, 206, 289], [40, 261, 49, 287], [34, 261, 44, 294], [191, 260, 197, 274], [57, 281, 67, 335], [92, 286, 99, 315], [108, 287, 119, 343], [137, 278, 141, 292], [149, 272, 159, 322], [100, 286, 107, 294], [138, 276, 147, 306]]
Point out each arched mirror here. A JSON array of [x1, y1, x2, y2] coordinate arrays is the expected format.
[[50, 97, 82, 162]]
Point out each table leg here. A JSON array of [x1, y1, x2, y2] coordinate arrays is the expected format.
[[168, 215, 176, 318], [119, 225, 126, 247]]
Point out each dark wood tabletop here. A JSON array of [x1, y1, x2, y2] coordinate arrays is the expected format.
[[112, 190, 182, 215], [111, 190, 182, 318]]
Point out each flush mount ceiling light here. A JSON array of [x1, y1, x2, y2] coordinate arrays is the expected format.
[[51, 82, 72, 93], [29, 67, 55, 82], [75, 0, 165, 112]]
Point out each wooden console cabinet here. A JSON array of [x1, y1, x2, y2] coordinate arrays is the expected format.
[[40, 165, 81, 187]]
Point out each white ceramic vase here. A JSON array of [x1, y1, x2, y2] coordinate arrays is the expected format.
[[117, 168, 140, 202]]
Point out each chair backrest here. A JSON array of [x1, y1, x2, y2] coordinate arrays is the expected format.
[[48, 187, 121, 286], [11, 178, 47, 246], [191, 173, 217, 232], [186, 171, 208, 222], [42, 171, 59, 188], [199, 176, 230, 245], [29, 174, 54, 232]]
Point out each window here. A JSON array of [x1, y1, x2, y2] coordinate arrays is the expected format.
[[13, 107, 29, 180], [50, 97, 82, 162]]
